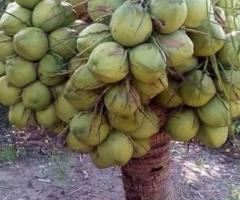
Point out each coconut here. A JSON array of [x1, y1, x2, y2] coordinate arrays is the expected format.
[[179, 70, 216, 107], [218, 69, 240, 100], [15, 0, 41, 9], [70, 111, 110, 146], [36, 105, 58, 128], [71, 64, 105, 90], [49, 27, 77, 60], [5, 56, 37, 88], [110, 1, 152, 47], [127, 108, 160, 140], [0, 76, 21, 106], [88, 0, 125, 24], [217, 0, 237, 13], [32, 0, 66, 33], [184, 0, 212, 28], [54, 94, 77, 123], [197, 125, 228, 148], [166, 109, 199, 142], [50, 84, 65, 99], [38, 54, 67, 86], [87, 42, 129, 83], [155, 80, 183, 109], [68, 56, 87, 74], [63, 80, 98, 110], [104, 84, 141, 117], [77, 23, 112, 56], [13, 27, 48, 61], [62, 2, 77, 26], [67, 132, 93, 153], [150, 0, 187, 34], [0, 3, 32, 36], [90, 150, 115, 169], [0, 62, 5, 77], [157, 30, 194, 67], [22, 81, 52, 111], [132, 139, 150, 158], [129, 43, 167, 83], [8, 102, 32, 128], [172, 57, 199, 74], [93, 130, 133, 168], [134, 74, 168, 104], [230, 100, 240, 118], [0, 31, 15, 61], [108, 110, 144, 132], [217, 32, 240, 69], [197, 96, 231, 127], [189, 20, 225, 56]]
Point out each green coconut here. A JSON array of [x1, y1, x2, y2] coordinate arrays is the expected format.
[[63, 80, 98, 111], [172, 57, 199, 74], [184, 0, 212, 28], [230, 100, 240, 118], [217, 0, 237, 13], [22, 81, 52, 111], [15, 0, 41, 9], [0, 3, 32, 36], [110, 1, 152, 47], [36, 105, 58, 128], [0, 31, 15, 61], [179, 70, 216, 107], [155, 80, 183, 109], [88, 0, 125, 24], [217, 32, 240, 69], [0, 62, 5, 77], [134, 74, 168, 104], [54, 94, 77, 123], [5, 56, 37, 88], [50, 84, 65, 99], [68, 56, 87, 74], [90, 150, 115, 169], [32, 0, 66, 33], [132, 139, 150, 158], [166, 109, 199, 142], [127, 108, 160, 140], [108, 110, 144, 132], [189, 20, 225, 56], [71, 64, 105, 90], [157, 30, 194, 66], [218, 69, 240, 100], [38, 54, 67, 86], [70, 111, 110, 146], [8, 102, 32, 128], [13, 27, 48, 61], [87, 42, 129, 83], [49, 27, 77, 60], [62, 2, 77, 26], [150, 0, 187, 34], [0, 76, 21, 106], [129, 43, 167, 83], [104, 84, 141, 117], [197, 96, 231, 127], [93, 130, 133, 168], [77, 23, 112, 56], [67, 132, 93, 153], [197, 125, 228, 148]]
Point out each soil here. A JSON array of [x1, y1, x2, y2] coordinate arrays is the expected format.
[[0, 107, 240, 200]]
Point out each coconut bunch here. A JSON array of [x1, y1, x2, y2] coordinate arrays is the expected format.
[[1, 0, 240, 169], [0, 0, 81, 131]]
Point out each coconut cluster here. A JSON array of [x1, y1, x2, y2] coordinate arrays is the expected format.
[[1, 0, 240, 169]]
